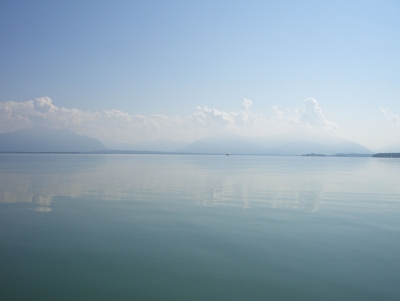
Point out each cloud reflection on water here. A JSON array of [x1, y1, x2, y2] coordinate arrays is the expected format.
[[0, 155, 398, 212]]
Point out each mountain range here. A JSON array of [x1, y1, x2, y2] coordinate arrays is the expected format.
[[177, 133, 373, 155], [103, 140, 189, 152], [0, 127, 107, 152], [376, 141, 400, 153], [0, 127, 376, 155]]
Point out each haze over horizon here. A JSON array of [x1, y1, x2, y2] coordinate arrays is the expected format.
[[1, 1, 399, 150]]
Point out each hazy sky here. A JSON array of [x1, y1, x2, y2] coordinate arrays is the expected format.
[[1, 1, 399, 150]]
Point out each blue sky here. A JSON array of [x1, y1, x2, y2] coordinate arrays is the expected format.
[[1, 1, 399, 149]]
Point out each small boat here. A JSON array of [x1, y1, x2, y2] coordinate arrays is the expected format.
[[226, 152, 230, 156]]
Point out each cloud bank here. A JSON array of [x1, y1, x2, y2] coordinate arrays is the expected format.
[[0, 97, 338, 143], [381, 108, 400, 127]]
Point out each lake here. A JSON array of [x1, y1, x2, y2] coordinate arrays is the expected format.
[[0, 154, 399, 300]]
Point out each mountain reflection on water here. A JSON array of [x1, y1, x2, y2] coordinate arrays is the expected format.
[[1, 154, 398, 213], [1, 154, 400, 301]]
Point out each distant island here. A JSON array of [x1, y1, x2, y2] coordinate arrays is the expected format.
[[373, 153, 400, 158], [333, 153, 372, 157], [302, 153, 325, 156]]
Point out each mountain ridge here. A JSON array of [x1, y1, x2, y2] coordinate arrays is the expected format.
[[103, 139, 189, 152], [0, 127, 107, 152], [0, 128, 374, 155], [376, 141, 400, 153], [176, 133, 373, 155]]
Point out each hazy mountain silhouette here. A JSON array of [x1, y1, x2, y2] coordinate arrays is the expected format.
[[177, 133, 372, 155], [177, 134, 265, 154], [0, 128, 373, 155], [0, 127, 107, 152], [103, 139, 189, 152], [377, 141, 400, 153]]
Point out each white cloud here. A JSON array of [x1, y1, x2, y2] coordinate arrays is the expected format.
[[296, 98, 338, 129], [0, 97, 183, 142], [271, 98, 338, 132], [381, 108, 400, 126], [242, 98, 252, 111], [192, 106, 235, 125], [0, 97, 338, 142]]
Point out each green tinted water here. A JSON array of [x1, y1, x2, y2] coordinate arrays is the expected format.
[[1, 154, 399, 300]]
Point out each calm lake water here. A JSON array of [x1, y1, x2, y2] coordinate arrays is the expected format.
[[1, 154, 399, 300]]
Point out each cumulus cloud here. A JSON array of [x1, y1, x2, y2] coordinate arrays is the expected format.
[[381, 108, 400, 126], [192, 105, 258, 127], [242, 98, 252, 111], [192, 106, 235, 125], [0, 97, 338, 142], [296, 98, 338, 129], [0, 97, 186, 142], [191, 98, 270, 136], [272, 98, 338, 131]]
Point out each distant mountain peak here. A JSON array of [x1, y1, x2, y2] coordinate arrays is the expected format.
[[176, 133, 372, 155], [0, 127, 107, 152], [377, 141, 400, 153]]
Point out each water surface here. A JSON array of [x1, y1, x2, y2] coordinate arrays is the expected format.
[[1, 154, 399, 300]]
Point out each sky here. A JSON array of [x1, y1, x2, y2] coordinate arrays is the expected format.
[[1, 0, 399, 150]]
